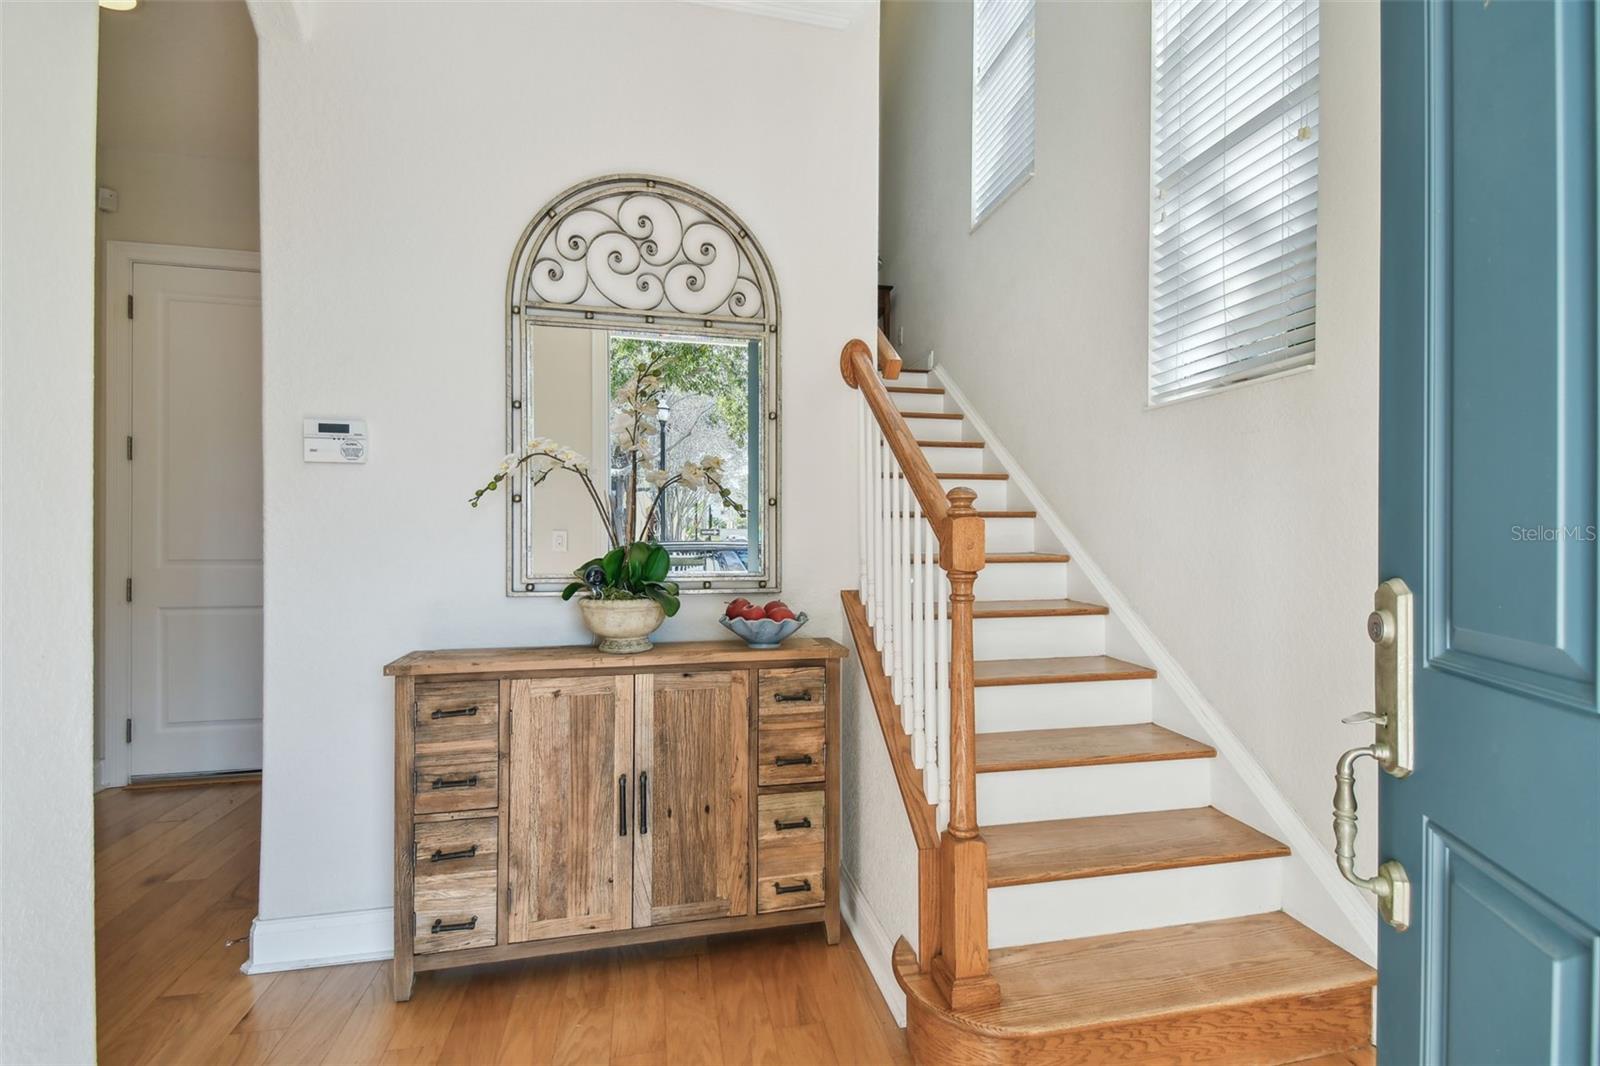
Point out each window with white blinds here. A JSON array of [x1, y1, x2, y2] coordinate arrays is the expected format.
[[972, 0, 1035, 227], [1149, 0, 1319, 404]]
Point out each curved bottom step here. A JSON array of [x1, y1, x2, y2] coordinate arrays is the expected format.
[[893, 913, 1374, 1065]]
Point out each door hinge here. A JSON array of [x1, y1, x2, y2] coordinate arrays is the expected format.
[[125, 577, 133, 603], [127, 293, 134, 320], [125, 718, 133, 744], [126, 435, 134, 461]]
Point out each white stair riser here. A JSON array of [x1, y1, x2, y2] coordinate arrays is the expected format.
[[980, 517, 1035, 553], [987, 858, 1287, 949], [973, 562, 1067, 599], [936, 477, 1008, 510], [977, 758, 1212, 825], [893, 370, 932, 385], [891, 391, 949, 414], [976, 678, 1154, 732], [973, 614, 1105, 659], [905, 417, 967, 441], [918, 445, 987, 474]]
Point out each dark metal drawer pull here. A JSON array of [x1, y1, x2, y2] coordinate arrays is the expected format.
[[430, 774, 479, 790], [618, 774, 628, 837], [430, 706, 478, 720], [774, 879, 812, 895], [773, 754, 814, 767], [429, 845, 477, 863], [430, 916, 478, 934], [774, 691, 814, 703], [774, 816, 813, 831], [638, 770, 649, 835]]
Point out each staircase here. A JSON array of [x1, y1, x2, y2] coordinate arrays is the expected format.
[[840, 336, 1374, 1064]]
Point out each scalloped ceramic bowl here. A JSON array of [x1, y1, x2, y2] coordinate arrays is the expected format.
[[719, 611, 809, 650]]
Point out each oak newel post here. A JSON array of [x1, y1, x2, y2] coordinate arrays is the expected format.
[[930, 487, 1002, 1010]]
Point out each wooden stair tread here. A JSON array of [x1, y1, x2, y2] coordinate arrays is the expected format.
[[977, 724, 1215, 773], [974, 655, 1154, 686], [984, 552, 1069, 564], [901, 411, 963, 420], [934, 471, 1008, 480], [977, 509, 1035, 519], [888, 385, 945, 394], [916, 438, 984, 448], [973, 598, 1107, 618], [984, 807, 1289, 886], [902, 912, 1374, 1037]]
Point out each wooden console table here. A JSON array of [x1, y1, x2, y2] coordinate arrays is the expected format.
[[384, 638, 847, 1000]]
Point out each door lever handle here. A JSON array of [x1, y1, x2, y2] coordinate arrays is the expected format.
[[1334, 743, 1411, 931]]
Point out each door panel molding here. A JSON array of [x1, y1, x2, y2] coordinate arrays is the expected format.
[[1421, 823, 1598, 1065], [1418, 0, 1598, 714], [100, 241, 261, 788]]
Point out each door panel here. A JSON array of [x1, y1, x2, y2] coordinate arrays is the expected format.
[[1380, 2, 1599, 1061], [129, 263, 262, 776], [633, 670, 750, 926], [507, 676, 632, 942]]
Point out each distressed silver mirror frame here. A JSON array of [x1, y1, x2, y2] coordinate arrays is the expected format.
[[504, 174, 782, 596]]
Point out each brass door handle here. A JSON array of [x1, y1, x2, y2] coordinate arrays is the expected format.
[[1333, 743, 1411, 931], [1330, 577, 1417, 932]]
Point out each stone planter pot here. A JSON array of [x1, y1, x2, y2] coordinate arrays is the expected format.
[[579, 597, 666, 654]]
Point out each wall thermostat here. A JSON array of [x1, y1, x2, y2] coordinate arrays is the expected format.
[[303, 418, 368, 463]]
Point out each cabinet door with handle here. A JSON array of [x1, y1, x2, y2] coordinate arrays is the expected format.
[[633, 670, 750, 926], [507, 675, 633, 942]]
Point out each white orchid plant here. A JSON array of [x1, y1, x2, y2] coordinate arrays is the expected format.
[[470, 348, 746, 614]]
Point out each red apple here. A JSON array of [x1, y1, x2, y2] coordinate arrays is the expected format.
[[762, 600, 789, 615], [725, 598, 752, 619], [737, 605, 767, 622], [766, 607, 797, 623]]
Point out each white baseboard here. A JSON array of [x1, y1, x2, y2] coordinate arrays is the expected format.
[[243, 907, 392, 975], [840, 867, 907, 1027]]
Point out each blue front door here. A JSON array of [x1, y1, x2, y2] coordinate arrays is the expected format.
[[1379, 1, 1599, 1062]]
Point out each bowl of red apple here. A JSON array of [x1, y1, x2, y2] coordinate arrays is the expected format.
[[719, 598, 808, 649]]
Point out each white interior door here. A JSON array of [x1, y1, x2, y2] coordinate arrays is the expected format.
[[128, 262, 262, 777]]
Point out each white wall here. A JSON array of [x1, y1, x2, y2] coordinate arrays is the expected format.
[[252, 0, 880, 938], [0, 2, 100, 1061], [94, 0, 260, 768], [880, 0, 1381, 873]]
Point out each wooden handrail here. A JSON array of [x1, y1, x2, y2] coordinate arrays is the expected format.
[[839, 339, 987, 575], [876, 327, 903, 379]]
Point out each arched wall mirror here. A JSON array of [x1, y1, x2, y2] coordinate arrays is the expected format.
[[504, 175, 781, 596]]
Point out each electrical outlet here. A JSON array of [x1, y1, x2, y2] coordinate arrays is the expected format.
[[552, 530, 568, 552]]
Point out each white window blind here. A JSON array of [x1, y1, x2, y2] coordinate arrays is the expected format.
[[972, 0, 1035, 226], [1149, 0, 1319, 404]]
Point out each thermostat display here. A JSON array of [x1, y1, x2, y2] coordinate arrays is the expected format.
[[304, 417, 368, 464]]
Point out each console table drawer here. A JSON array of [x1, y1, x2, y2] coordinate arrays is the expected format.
[[757, 667, 825, 719], [414, 680, 499, 757], [757, 790, 825, 914], [413, 753, 498, 815], [758, 718, 825, 786], [413, 817, 497, 954]]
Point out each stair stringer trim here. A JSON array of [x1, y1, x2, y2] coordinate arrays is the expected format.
[[926, 361, 1378, 965]]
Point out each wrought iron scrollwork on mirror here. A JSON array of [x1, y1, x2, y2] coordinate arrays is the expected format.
[[504, 175, 781, 596]]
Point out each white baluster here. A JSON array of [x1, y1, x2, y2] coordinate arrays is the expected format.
[[922, 517, 938, 800], [876, 425, 889, 643], [937, 567, 952, 810], [857, 396, 867, 599], [909, 491, 925, 769], [889, 460, 902, 710]]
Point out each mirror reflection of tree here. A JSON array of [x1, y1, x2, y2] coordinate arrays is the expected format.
[[607, 333, 753, 563]]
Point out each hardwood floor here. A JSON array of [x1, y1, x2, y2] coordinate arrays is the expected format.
[[95, 783, 910, 1065]]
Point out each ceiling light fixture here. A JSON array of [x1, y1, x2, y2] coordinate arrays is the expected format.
[[99, 0, 138, 11]]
